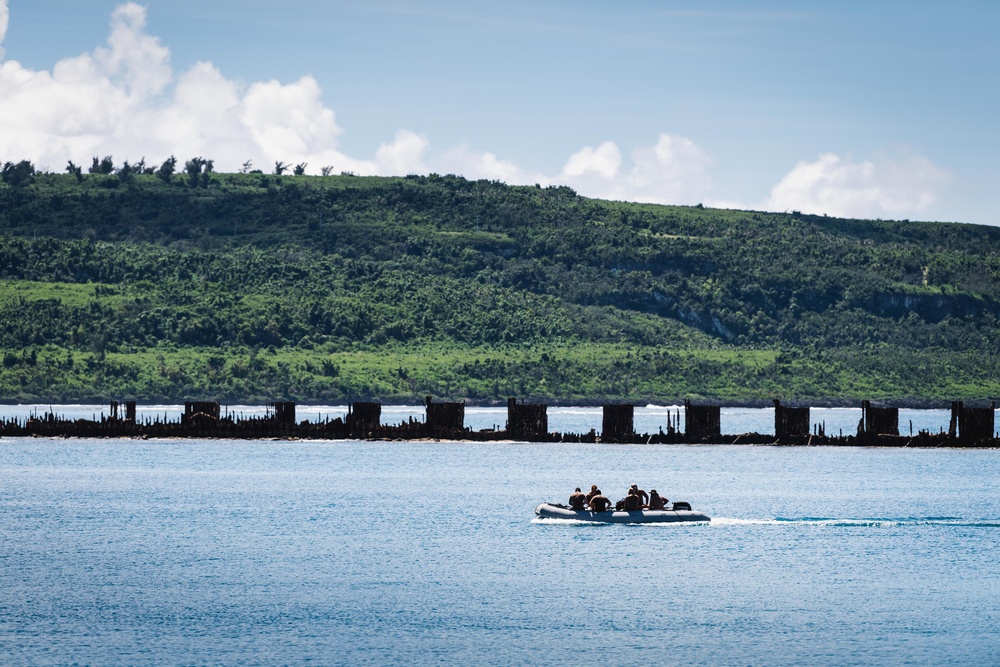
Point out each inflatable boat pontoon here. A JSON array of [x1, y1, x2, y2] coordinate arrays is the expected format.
[[535, 502, 710, 523]]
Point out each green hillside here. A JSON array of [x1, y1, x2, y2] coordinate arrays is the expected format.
[[1, 164, 998, 404]]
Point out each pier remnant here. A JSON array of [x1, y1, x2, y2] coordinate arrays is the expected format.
[[601, 404, 634, 442], [183, 401, 220, 426], [507, 398, 548, 441], [272, 401, 296, 425], [426, 396, 465, 433], [952, 401, 995, 444], [860, 401, 899, 436], [684, 400, 721, 441], [774, 400, 809, 438], [109, 400, 137, 423], [347, 402, 381, 435]]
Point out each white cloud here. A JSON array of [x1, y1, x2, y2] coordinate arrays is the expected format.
[[0, 3, 352, 173], [374, 130, 429, 175], [557, 133, 713, 204], [0, 0, 8, 59], [0, 2, 947, 221], [438, 144, 542, 183], [763, 151, 949, 218], [94, 3, 171, 100], [563, 141, 622, 179], [0, 1, 721, 198]]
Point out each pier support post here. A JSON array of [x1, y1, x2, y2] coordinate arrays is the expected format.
[[601, 404, 634, 443], [684, 400, 721, 442], [507, 398, 548, 441]]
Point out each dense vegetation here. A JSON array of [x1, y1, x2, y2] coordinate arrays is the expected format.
[[1, 163, 999, 404]]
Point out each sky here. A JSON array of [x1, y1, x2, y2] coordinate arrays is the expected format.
[[0, 0, 998, 225]]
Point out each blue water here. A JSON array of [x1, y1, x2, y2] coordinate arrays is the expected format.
[[2, 438, 998, 666]]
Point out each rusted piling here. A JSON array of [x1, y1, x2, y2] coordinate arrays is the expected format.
[[860, 401, 899, 436], [684, 400, 720, 441], [507, 397, 548, 441], [1, 397, 997, 447], [601, 404, 634, 442], [272, 401, 296, 425], [182, 401, 220, 430], [347, 402, 381, 436], [774, 399, 809, 440], [952, 401, 996, 445], [425, 396, 465, 435]]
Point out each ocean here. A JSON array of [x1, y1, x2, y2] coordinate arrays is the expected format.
[[1, 430, 997, 665]]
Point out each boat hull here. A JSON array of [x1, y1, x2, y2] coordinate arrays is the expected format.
[[534, 502, 710, 523]]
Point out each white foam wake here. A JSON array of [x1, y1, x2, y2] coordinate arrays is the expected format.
[[711, 517, 1000, 528]]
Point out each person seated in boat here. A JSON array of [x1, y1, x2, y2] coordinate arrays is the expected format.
[[630, 484, 649, 505], [568, 487, 587, 510], [589, 490, 611, 512], [585, 484, 599, 505], [623, 488, 642, 511], [647, 489, 666, 511]]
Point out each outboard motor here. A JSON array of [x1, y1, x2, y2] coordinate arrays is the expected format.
[[672, 501, 692, 511]]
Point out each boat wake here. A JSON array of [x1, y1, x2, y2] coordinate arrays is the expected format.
[[711, 517, 1000, 528], [533, 516, 1000, 528], [531, 517, 708, 526]]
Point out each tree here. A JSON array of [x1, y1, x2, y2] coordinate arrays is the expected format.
[[1, 160, 36, 187], [89, 155, 114, 174], [156, 156, 177, 183], [274, 161, 289, 175], [185, 157, 205, 188], [117, 161, 135, 184], [321, 165, 334, 177], [240, 160, 253, 174], [182, 157, 214, 189], [66, 161, 84, 182], [201, 159, 214, 189], [294, 162, 308, 176]]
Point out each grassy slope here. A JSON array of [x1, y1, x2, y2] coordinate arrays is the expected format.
[[0, 171, 998, 404]]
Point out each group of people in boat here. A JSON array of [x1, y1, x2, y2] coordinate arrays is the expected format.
[[568, 484, 669, 512]]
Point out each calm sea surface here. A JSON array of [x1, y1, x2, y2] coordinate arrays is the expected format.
[[2, 420, 998, 665]]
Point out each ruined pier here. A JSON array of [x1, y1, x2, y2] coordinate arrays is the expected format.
[[0, 398, 996, 448]]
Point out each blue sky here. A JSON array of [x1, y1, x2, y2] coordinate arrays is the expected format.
[[1, 1, 997, 224]]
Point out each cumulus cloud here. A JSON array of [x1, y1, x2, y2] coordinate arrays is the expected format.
[[438, 143, 542, 184], [0, 2, 356, 173], [0, 2, 720, 201], [2, 2, 944, 220], [374, 130, 429, 175], [0, 0, 8, 59], [563, 141, 622, 180], [557, 133, 713, 204], [763, 151, 949, 218]]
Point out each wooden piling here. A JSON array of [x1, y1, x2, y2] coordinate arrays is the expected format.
[[860, 400, 899, 436], [507, 397, 548, 441], [425, 396, 465, 434], [684, 400, 721, 441], [347, 402, 381, 436], [774, 399, 809, 439], [601, 404, 634, 442], [954, 401, 995, 445]]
